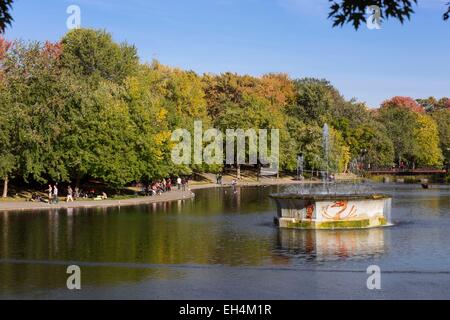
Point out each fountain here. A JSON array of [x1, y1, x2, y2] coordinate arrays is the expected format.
[[270, 124, 392, 230]]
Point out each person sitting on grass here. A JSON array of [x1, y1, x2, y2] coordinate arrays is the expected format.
[[30, 193, 42, 202]]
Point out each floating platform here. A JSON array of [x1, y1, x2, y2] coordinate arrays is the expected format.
[[270, 193, 392, 230]]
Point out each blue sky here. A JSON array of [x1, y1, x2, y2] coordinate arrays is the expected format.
[[5, 0, 450, 107]]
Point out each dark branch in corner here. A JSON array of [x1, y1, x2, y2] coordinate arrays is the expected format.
[[0, 0, 14, 34], [444, 2, 450, 20], [328, 0, 449, 29]]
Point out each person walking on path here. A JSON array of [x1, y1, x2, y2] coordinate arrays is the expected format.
[[47, 185, 53, 204], [53, 184, 59, 204], [177, 177, 182, 190], [66, 186, 74, 202], [181, 178, 188, 192]]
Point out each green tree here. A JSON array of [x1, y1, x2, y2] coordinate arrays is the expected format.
[[0, 40, 68, 184], [0, 86, 15, 197], [124, 64, 180, 181], [289, 78, 338, 125], [411, 114, 443, 167], [82, 81, 140, 187], [378, 106, 416, 165], [378, 106, 442, 167], [431, 108, 450, 158], [61, 29, 139, 85], [331, 102, 394, 168]]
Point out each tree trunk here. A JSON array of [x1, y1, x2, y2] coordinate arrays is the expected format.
[[2, 176, 8, 198]]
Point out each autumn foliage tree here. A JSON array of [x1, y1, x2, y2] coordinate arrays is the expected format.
[[0, 28, 448, 197], [381, 96, 425, 113]]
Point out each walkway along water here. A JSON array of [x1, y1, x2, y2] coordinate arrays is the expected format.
[[0, 178, 306, 212], [0, 189, 195, 212]]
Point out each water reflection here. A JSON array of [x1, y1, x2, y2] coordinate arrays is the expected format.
[[0, 184, 449, 298], [276, 228, 386, 262]]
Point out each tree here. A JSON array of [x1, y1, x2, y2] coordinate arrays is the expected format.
[[61, 29, 139, 85], [381, 96, 424, 113], [435, 98, 450, 110], [431, 108, 450, 160], [0, 40, 69, 184], [289, 78, 339, 125], [377, 106, 417, 165], [333, 117, 394, 168], [0, 36, 13, 196], [411, 114, 443, 167], [417, 97, 450, 112], [124, 64, 182, 181], [202, 72, 261, 121], [258, 73, 296, 111], [0, 86, 15, 197], [331, 100, 370, 125], [216, 93, 286, 177], [328, 0, 450, 29], [81, 81, 141, 187], [378, 106, 442, 167]]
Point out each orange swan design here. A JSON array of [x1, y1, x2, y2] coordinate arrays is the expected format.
[[321, 201, 357, 220]]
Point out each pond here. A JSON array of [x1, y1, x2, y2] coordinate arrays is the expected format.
[[1, 183, 450, 299]]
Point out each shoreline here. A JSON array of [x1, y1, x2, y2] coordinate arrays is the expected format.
[[0, 189, 196, 213], [0, 178, 306, 212]]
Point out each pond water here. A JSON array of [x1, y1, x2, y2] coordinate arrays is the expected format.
[[0, 183, 449, 299]]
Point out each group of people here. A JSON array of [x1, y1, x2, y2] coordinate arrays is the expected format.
[[143, 179, 172, 196], [46, 184, 60, 204], [141, 177, 189, 196], [45, 184, 107, 204], [34, 177, 190, 204]]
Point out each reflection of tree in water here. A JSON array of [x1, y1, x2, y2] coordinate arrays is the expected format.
[[0, 263, 182, 296], [0, 196, 274, 293], [275, 228, 386, 262]]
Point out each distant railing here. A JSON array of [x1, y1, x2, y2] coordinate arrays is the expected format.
[[368, 168, 448, 175]]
